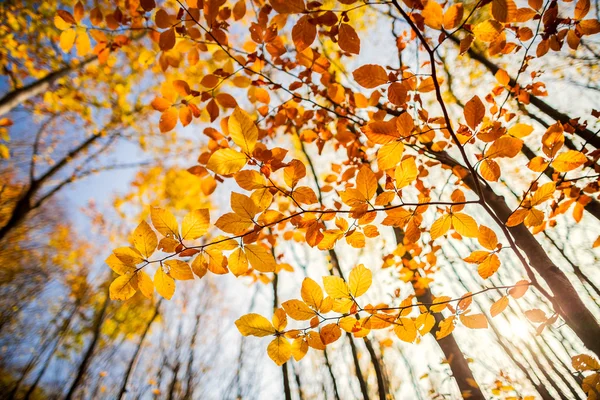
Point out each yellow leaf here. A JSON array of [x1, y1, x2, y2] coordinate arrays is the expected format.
[[113, 246, 144, 266], [154, 268, 175, 300], [490, 296, 509, 317], [301, 277, 323, 310], [416, 313, 435, 335], [395, 157, 418, 189], [228, 107, 258, 154], [151, 207, 179, 238], [436, 316, 455, 339], [353, 64, 388, 88], [430, 296, 451, 312], [267, 336, 292, 366], [206, 148, 248, 175], [377, 141, 404, 171], [422, 0, 443, 29], [231, 192, 259, 220], [473, 19, 503, 42], [159, 107, 178, 133], [215, 212, 252, 235], [506, 208, 528, 227], [509, 280, 529, 299], [464, 95, 485, 130], [477, 225, 498, 250], [431, 215, 452, 239], [322, 276, 350, 299], [394, 318, 417, 342], [443, 3, 464, 29], [106, 254, 136, 275], [356, 166, 377, 201], [229, 248, 249, 277], [486, 136, 523, 158], [348, 264, 372, 298], [272, 308, 287, 331], [244, 243, 276, 272], [508, 123, 534, 138], [132, 221, 157, 258], [282, 299, 316, 320], [291, 338, 308, 361], [235, 313, 276, 337], [362, 119, 400, 144], [284, 159, 306, 189], [396, 111, 415, 137], [75, 31, 91, 56], [137, 270, 154, 298], [572, 354, 600, 371], [460, 313, 488, 329], [164, 260, 193, 280], [320, 323, 342, 344], [477, 253, 500, 279], [451, 213, 478, 238], [530, 182, 556, 206], [235, 170, 266, 190], [492, 0, 516, 22], [524, 308, 547, 323], [181, 209, 210, 240], [110, 275, 137, 300], [480, 159, 500, 181], [552, 150, 587, 172], [59, 28, 77, 52]]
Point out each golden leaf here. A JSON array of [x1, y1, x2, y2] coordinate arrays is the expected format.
[[282, 299, 316, 320], [228, 107, 258, 154], [348, 264, 372, 298], [460, 313, 488, 329], [244, 243, 276, 272], [235, 313, 276, 337], [323, 276, 350, 299], [110, 275, 137, 300], [353, 64, 388, 88], [206, 148, 248, 175], [154, 267, 175, 300], [132, 221, 157, 258]]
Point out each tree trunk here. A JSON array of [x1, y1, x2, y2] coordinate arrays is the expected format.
[[118, 300, 161, 400], [429, 146, 600, 357], [64, 291, 110, 400], [449, 35, 600, 149], [0, 57, 97, 117]]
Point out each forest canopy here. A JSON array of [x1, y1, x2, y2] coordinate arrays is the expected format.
[[1, 0, 600, 399]]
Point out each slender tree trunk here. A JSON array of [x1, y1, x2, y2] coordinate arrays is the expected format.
[[272, 264, 292, 400], [291, 362, 305, 400], [0, 57, 97, 117], [300, 137, 483, 399], [182, 311, 201, 400], [323, 348, 342, 400], [364, 337, 389, 400], [0, 131, 104, 243], [428, 146, 600, 357], [118, 300, 162, 400], [348, 333, 371, 400], [64, 291, 110, 400], [448, 35, 600, 149], [21, 301, 81, 400]]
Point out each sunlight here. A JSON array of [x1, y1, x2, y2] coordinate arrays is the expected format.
[[499, 316, 531, 340]]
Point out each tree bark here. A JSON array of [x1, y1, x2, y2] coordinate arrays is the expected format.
[[448, 35, 600, 149], [118, 300, 161, 400], [0, 57, 97, 117], [64, 290, 110, 400], [428, 146, 600, 357]]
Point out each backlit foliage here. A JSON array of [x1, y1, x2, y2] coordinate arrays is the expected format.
[[41, 0, 599, 397]]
